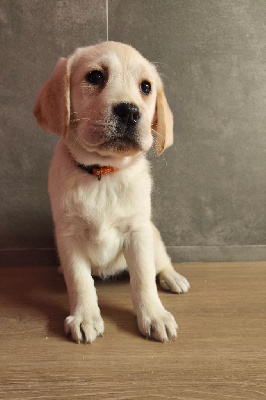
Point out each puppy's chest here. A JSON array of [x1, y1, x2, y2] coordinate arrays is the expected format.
[[68, 179, 144, 238]]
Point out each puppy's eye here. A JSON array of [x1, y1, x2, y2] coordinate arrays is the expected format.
[[140, 80, 151, 95], [85, 70, 105, 85]]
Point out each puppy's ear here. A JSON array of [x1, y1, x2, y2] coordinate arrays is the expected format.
[[33, 57, 70, 136], [152, 87, 174, 155]]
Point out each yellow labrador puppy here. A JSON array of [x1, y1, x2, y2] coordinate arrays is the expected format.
[[34, 41, 190, 343]]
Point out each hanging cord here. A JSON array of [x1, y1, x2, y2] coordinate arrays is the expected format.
[[106, 0, 109, 41]]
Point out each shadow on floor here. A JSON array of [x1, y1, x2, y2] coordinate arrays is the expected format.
[[0, 266, 139, 341]]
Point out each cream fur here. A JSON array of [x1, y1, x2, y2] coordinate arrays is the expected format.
[[34, 42, 190, 343]]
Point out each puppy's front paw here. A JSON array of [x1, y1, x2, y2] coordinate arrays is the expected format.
[[137, 308, 178, 342], [159, 270, 190, 294], [64, 312, 104, 344]]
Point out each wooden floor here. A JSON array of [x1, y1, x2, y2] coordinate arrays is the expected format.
[[0, 262, 265, 399]]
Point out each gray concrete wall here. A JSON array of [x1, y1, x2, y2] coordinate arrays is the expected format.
[[0, 0, 265, 265]]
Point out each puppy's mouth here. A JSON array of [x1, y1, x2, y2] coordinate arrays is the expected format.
[[100, 135, 141, 153], [78, 130, 143, 158], [80, 125, 143, 155]]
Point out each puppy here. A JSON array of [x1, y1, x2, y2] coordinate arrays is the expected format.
[[34, 41, 190, 343]]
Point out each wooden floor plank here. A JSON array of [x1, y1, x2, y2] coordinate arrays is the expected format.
[[0, 262, 265, 399]]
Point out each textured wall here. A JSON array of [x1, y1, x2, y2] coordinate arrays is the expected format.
[[0, 0, 107, 251], [0, 0, 265, 264], [108, 0, 266, 261]]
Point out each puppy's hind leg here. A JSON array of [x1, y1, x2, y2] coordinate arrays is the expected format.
[[153, 224, 190, 294]]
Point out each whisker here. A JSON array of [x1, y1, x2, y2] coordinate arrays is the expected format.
[[152, 61, 176, 78], [161, 152, 168, 166], [71, 117, 106, 124], [73, 127, 85, 149], [151, 127, 165, 140], [151, 128, 179, 155]]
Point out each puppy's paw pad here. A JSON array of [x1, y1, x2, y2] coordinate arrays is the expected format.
[[138, 310, 178, 342], [65, 314, 104, 344], [159, 270, 190, 294]]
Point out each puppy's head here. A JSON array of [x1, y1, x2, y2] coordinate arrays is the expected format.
[[34, 42, 173, 157]]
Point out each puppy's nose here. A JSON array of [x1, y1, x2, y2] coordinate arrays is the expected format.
[[113, 103, 140, 126]]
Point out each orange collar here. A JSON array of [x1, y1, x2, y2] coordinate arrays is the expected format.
[[77, 163, 118, 181]]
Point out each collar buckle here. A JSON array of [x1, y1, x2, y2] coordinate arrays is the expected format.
[[77, 163, 117, 180]]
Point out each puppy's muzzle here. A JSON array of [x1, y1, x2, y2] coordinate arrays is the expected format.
[[104, 102, 143, 152], [113, 103, 140, 128]]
